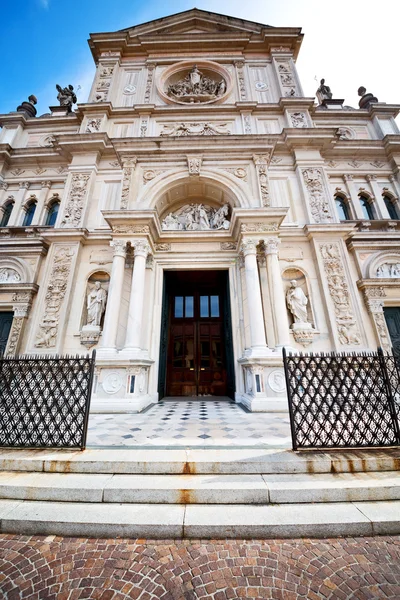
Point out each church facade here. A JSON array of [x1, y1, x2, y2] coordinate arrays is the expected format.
[[1, 9, 400, 412]]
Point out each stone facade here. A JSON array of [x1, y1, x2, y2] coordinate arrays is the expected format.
[[1, 9, 400, 412]]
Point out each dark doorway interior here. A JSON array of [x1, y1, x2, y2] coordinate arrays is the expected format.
[[384, 307, 400, 354], [0, 312, 13, 354], [158, 270, 235, 399]]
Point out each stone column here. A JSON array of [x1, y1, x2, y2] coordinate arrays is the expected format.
[[5, 302, 31, 356], [363, 288, 391, 352], [123, 240, 151, 351], [101, 240, 127, 350], [257, 252, 276, 348], [366, 174, 390, 218], [264, 238, 291, 348], [8, 181, 30, 226], [241, 238, 268, 353], [342, 174, 365, 219]]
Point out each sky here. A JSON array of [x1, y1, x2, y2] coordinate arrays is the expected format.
[[1, 0, 399, 116]]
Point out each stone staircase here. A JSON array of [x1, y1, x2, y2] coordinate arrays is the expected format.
[[0, 447, 399, 538]]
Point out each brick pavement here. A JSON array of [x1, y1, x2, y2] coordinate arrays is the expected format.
[[0, 534, 399, 600]]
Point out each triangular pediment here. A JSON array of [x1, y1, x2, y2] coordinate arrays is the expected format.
[[119, 9, 272, 37]]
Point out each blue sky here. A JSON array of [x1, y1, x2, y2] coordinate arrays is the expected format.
[[1, 0, 400, 116]]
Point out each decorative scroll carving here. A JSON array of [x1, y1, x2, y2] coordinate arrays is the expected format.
[[155, 243, 171, 252], [113, 224, 149, 234], [241, 223, 278, 233], [162, 204, 230, 231], [144, 63, 155, 103], [143, 169, 168, 185], [61, 172, 90, 228], [376, 262, 400, 278], [85, 118, 101, 133], [187, 156, 202, 176], [5, 317, 24, 357], [12, 291, 33, 303], [221, 242, 237, 250], [253, 154, 271, 207], [166, 65, 226, 104], [320, 243, 361, 345], [235, 61, 247, 101], [160, 122, 231, 136], [35, 246, 75, 348], [120, 158, 137, 209], [302, 168, 332, 223], [290, 112, 307, 128]]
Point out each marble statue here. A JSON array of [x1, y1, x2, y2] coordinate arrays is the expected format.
[[286, 280, 309, 323], [167, 65, 226, 103], [317, 78, 332, 101], [161, 203, 231, 231], [86, 281, 107, 327], [56, 84, 77, 111], [358, 86, 378, 109]]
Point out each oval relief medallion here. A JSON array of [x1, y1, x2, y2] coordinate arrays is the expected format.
[[103, 372, 123, 394], [268, 370, 286, 394]]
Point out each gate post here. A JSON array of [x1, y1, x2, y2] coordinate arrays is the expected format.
[[377, 347, 400, 445], [282, 347, 298, 451]]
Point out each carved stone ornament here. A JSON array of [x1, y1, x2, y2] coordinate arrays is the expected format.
[[61, 172, 91, 228], [235, 61, 247, 101], [187, 156, 202, 176], [276, 60, 298, 96], [320, 243, 361, 346], [372, 312, 391, 353], [85, 118, 101, 133], [290, 112, 307, 128], [363, 287, 386, 314], [0, 268, 21, 283], [93, 63, 115, 102], [12, 291, 32, 303], [241, 223, 278, 233], [132, 240, 151, 258], [268, 370, 286, 394], [165, 64, 227, 104], [160, 122, 231, 136], [102, 372, 123, 394], [5, 317, 24, 357], [155, 243, 171, 252], [80, 329, 101, 349], [120, 158, 137, 209], [376, 262, 400, 278], [243, 114, 252, 134], [113, 224, 149, 234], [253, 154, 271, 207], [337, 127, 355, 140], [292, 328, 315, 347], [221, 242, 237, 250], [35, 246, 75, 348], [144, 63, 155, 104], [143, 169, 167, 185], [302, 168, 332, 223], [162, 203, 230, 232], [110, 240, 127, 257]]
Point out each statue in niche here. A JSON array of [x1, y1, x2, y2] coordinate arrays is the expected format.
[[86, 281, 107, 327], [161, 203, 231, 231], [316, 78, 332, 102], [56, 84, 77, 112], [286, 280, 309, 324], [167, 65, 227, 103]]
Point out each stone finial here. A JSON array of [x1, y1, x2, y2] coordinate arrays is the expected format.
[[16, 94, 37, 117], [358, 86, 378, 109]]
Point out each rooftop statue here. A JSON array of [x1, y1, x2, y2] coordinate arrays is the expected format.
[[167, 65, 226, 103], [316, 78, 332, 104], [358, 86, 378, 109], [56, 84, 77, 112]]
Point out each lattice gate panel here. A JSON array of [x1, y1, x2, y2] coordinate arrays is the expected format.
[[283, 348, 400, 450], [0, 352, 96, 449]]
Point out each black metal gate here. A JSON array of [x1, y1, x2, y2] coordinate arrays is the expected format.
[[283, 347, 400, 450], [0, 351, 96, 450]]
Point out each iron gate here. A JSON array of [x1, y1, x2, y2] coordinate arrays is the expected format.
[[282, 347, 400, 450], [0, 351, 96, 450]]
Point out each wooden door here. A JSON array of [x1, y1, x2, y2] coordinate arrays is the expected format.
[[166, 275, 227, 397], [0, 312, 13, 354], [384, 307, 400, 355]]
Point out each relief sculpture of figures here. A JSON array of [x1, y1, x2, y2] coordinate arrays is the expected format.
[[376, 262, 400, 278], [286, 280, 309, 324], [56, 84, 77, 112], [161, 203, 230, 231], [86, 281, 107, 327], [167, 65, 226, 103]]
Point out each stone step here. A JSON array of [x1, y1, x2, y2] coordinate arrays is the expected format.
[[0, 471, 399, 504], [0, 499, 399, 538], [0, 447, 399, 475]]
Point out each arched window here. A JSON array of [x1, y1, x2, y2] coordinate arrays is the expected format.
[[0, 201, 14, 227], [22, 201, 37, 226], [359, 195, 375, 220], [45, 200, 60, 227], [335, 196, 351, 220], [383, 195, 400, 220]]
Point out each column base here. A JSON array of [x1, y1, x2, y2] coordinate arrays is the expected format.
[[236, 392, 288, 413], [90, 393, 158, 414], [237, 355, 288, 412]]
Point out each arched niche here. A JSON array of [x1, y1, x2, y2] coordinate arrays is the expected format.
[[368, 252, 400, 279], [81, 270, 110, 330], [282, 267, 315, 328], [0, 257, 32, 284]]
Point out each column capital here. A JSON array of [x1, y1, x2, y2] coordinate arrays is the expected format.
[[264, 237, 280, 255], [41, 180, 52, 189], [19, 181, 30, 190], [132, 239, 151, 258], [110, 239, 127, 258], [13, 304, 31, 318], [0, 181, 8, 191], [241, 238, 258, 257], [363, 287, 386, 314], [343, 174, 353, 182], [366, 174, 377, 182]]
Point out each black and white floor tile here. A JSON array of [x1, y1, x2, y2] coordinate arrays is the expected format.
[[87, 398, 291, 447]]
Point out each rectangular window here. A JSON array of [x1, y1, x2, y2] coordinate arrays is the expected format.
[[210, 295, 220, 317], [255, 374, 261, 393], [185, 296, 194, 317], [129, 375, 136, 394], [174, 296, 184, 318], [200, 296, 209, 318]]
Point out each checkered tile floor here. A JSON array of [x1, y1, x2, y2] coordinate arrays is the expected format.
[[87, 398, 291, 448]]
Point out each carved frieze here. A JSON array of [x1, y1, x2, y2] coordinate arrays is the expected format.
[[320, 243, 361, 346], [0, 268, 21, 283], [120, 158, 137, 209], [241, 223, 278, 233], [235, 61, 247, 101], [94, 64, 115, 102], [155, 243, 171, 252], [376, 262, 400, 278], [61, 172, 91, 227], [35, 246, 75, 348], [144, 63, 155, 103], [302, 168, 332, 223], [253, 154, 271, 207], [276, 60, 298, 96], [160, 122, 231, 136], [221, 242, 237, 250], [113, 224, 149, 234], [162, 203, 230, 231], [165, 64, 227, 104]]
